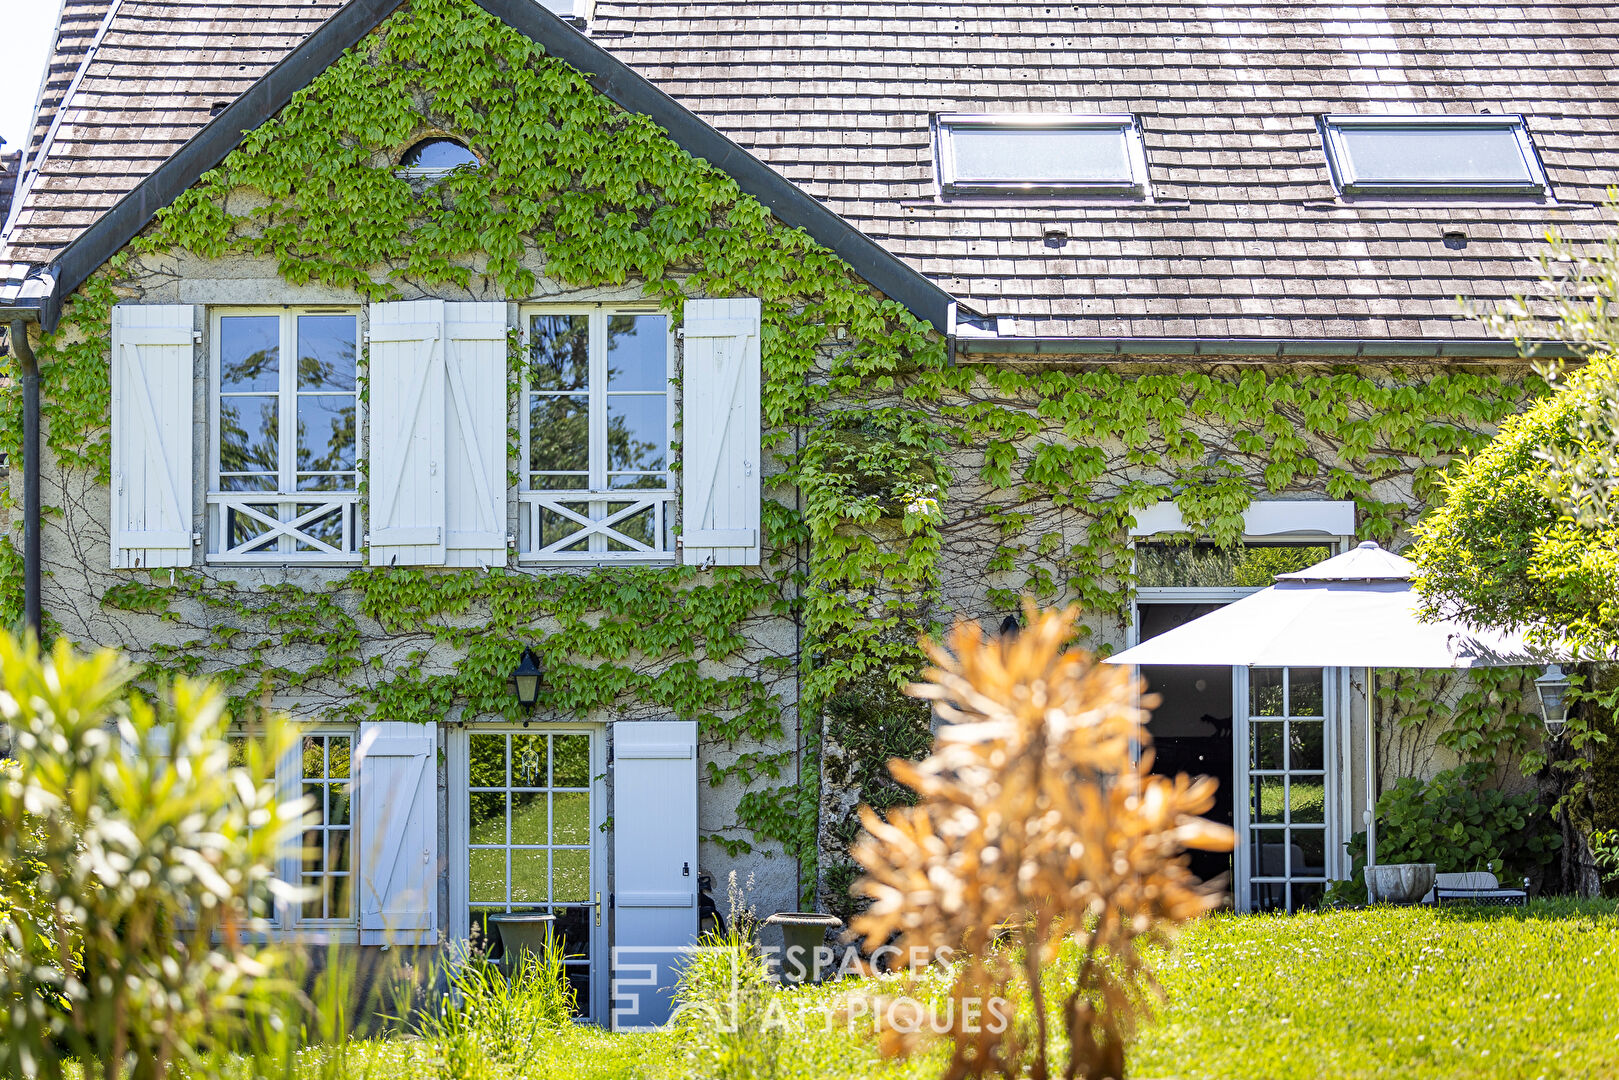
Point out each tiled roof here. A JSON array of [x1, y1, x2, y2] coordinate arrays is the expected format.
[[1, 0, 343, 294], [593, 1, 1619, 342], [5, 0, 1618, 344], [0, 151, 21, 230]]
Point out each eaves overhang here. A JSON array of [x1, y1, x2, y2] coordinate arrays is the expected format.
[[952, 335, 1575, 362], [5, 0, 961, 335]]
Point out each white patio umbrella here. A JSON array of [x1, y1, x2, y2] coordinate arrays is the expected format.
[[1105, 540, 1561, 869]]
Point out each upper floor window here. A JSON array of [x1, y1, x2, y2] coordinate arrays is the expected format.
[[1321, 114, 1549, 196], [935, 114, 1150, 196], [208, 308, 361, 563], [520, 309, 673, 562], [398, 137, 480, 176]]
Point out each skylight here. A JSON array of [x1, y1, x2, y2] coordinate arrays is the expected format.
[[935, 114, 1149, 195], [1321, 115, 1548, 195]]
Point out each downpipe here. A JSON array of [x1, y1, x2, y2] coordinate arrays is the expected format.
[[9, 318, 41, 639]]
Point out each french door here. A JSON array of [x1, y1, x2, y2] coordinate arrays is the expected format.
[[448, 725, 608, 1020], [1233, 667, 1340, 912]]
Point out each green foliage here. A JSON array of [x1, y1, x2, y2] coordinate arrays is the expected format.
[[1346, 766, 1561, 883], [0, 632, 305, 1080], [409, 948, 576, 1080], [0, 534, 21, 632], [5, 0, 1553, 902]]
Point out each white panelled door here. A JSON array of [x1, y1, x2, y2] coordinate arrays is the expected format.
[[354, 721, 439, 945], [681, 298, 761, 567], [110, 304, 196, 568], [611, 720, 698, 1030], [443, 303, 509, 566], [368, 300, 447, 566]]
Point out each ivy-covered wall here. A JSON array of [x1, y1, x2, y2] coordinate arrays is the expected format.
[[0, 0, 1554, 910]]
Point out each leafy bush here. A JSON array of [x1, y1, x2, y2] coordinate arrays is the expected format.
[[0, 632, 306, 1080], [1339, 767, 1561, 896], [1592, 829, 1619, 896]]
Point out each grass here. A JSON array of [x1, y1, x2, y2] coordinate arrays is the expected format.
[[309, 900, 1619, 1080]]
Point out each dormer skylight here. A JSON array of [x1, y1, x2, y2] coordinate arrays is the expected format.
[[1321, 115, 1548, 196], [935, 114, 1150, 197]]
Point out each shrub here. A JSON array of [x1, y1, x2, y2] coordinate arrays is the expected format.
[[849, 603, 1234, 1080], [0, 632, 305, 1080], [410, 941, 577, 1080]]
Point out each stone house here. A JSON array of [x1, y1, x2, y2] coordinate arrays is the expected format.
[[2, 0, 1613, 1026]]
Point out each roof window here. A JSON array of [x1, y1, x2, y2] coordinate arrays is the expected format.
[[398, 138, 480, 175], [935, 114, 1149, 196], [1321, 115, 1548, 196]]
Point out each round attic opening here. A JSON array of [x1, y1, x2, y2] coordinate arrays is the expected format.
[[399, 137, 480, 171]]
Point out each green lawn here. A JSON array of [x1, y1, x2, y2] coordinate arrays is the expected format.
[[338, 900, 1619, 1080]]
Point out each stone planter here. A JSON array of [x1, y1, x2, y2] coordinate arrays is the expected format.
[[764, 912, 844, 985], [486, 912, 556, 973], [1365, 862, 1436, 904]]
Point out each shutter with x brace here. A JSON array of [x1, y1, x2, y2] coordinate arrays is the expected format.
[[680, 298, 761, 567], [368, 300, 447, 566], [110, 304, 196, 569]]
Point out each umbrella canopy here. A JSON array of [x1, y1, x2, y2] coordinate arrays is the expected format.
[[1106, 541, 1550, 670]]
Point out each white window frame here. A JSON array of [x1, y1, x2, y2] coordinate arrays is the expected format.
[[206, 306, 364, 565], [280, 727, 359, 933], [935, 113, 1151, 196], [1321, 114, 1549, 196], [518, 305, 676, 565]]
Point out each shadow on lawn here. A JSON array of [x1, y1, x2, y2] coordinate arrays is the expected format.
[[1422, 897, 1619, 924]]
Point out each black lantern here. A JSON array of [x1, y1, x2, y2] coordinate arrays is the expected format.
[[507, 648, 544, 710]]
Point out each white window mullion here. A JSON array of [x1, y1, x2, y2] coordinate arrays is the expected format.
[[589, 310, 608, 554], [278, 314, 297, 555]]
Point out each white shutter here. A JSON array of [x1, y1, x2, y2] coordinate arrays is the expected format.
[[681, 298, 761, 567], [443, 302, 509, 567], [368, 300, 447, 566], [611, 720, 698, 1030], [110, 304, 195, 569], [354, 721, 439, 946]]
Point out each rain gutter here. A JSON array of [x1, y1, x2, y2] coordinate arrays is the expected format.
[[953, 335, 1579, 361]]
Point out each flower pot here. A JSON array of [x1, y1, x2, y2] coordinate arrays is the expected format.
[[763, 912, 844, 985], [486, 912, 555, 973], [1364, 862, 1436, 904]]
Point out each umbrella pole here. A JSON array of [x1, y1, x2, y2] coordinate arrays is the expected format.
[[1365, 666, 1378, 872]]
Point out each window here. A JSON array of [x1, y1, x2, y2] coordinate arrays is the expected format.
[[398, 137, 480, 175], [1136, 541, 1335, 589], [295, 733, 354, 924], [935, 114, 1149, 195], [208, 308, 361, 562], [519, 308, 674, 562], [1321, 114, 1548, 195]]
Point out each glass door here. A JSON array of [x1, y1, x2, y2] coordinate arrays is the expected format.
[[1234, 667, 1336, 912], [454, 726, 606, 1019]]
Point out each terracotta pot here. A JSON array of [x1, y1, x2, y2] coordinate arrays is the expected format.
[[1365, 862, 1436, 904]]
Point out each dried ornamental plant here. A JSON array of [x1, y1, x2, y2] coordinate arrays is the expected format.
[[849, 603, 1235, 1080]]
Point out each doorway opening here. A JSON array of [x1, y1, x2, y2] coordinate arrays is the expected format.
[[1136, 603, 1235, 891]]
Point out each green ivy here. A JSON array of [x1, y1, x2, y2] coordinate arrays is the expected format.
[[0, 0, 1554, 904]]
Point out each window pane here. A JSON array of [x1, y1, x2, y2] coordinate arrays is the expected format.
[[553, 849, 590, 903], [605, 315, 668, 391], [297, 394, 356, 476], [470, 849, 506, 904], [512, 734, 548, 787], [1290, 720, 1326, 771], [552, 734, 590, 787], [1250, 669, 1284, 717], [219, 397, 278, 478], [1290, 779, 1326, 824], [511, 851, 548, 903], [470, 792, 506, 845], [1338, 126, 1532, 184], [469, 734, 507, 788], [951, 125, 1132, 184], [1289, 669, 1325, 716], [529, 314, 589, 392], [1250, 720, 1283, 771], [1292, 828, 1328, 876], [552, 791, 590, 845], [328, 737, 350, 778], [529, 395, 589, 478], [604, 504, 656, 551], [220, 315, 280, 393], [296, 315, 357, 392], [606, 394, 666, 475], [1253, 777, 1285, 823], [1135, 541, 1333, 588], [540, 507, 587, 549], [511, 791, 548, 846]]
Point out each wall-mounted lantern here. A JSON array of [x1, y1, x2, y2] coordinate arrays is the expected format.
[[507, 648, 545, 710], [1534, 664, 1571, 735]]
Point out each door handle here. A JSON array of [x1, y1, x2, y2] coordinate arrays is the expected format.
[[595, 891, 602, 927]]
